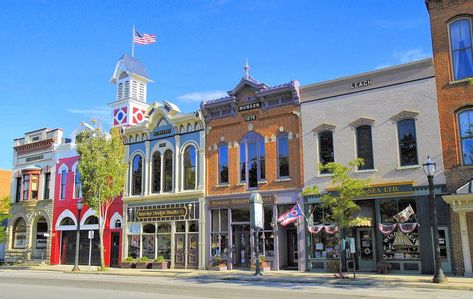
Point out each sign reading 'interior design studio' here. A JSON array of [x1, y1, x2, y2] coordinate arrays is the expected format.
[[136, 207, 187, 219]]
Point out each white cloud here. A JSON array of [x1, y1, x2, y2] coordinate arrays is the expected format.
[[176, 90, 227, 103], [67, 106, 110, 115], [376, 48, 431, 69]]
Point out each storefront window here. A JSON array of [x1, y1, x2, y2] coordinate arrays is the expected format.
[[211, 209, 229, 259], [142, 224, 156, 259], [13, 218, 27, 249], [379, 198, 420, 260], [128, 235, 140, 259], [309, 205, 339, 259]]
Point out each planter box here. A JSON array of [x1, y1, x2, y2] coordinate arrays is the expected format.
[[135, 262, 151, 269], [154, 261, 168, 270], [251, 263, 271, 272], [121, 261, 136, 269], [209, 265, 227, 271]]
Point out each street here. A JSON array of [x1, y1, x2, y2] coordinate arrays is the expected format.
[[0, 270, 471, 299]]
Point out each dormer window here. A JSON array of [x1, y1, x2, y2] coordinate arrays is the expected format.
[[449, 18, 473, 80]]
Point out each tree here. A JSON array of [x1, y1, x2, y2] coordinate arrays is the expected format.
[[0, 196, 11, 243], [76, 124, 127, 270], [303, 159, 370, 275]]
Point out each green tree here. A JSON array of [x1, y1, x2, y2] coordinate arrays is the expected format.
[[0, 196, 11, 243], [303, 159, 370, 274], [76, 124, 127, 270]]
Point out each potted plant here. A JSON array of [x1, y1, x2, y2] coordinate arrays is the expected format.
[[376, 260, 392, 274], [154, 256, 168, 270], [121, 256, 137, 269], [251, 255, 271, 272], [209, 256, 227, 271], [136, 256, 151, 269]]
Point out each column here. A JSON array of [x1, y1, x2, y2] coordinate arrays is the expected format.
[[144, 141, 150, 195], [204, 204, 212, 270], [170, 221, 176, 269], [459, 211, 473, 277], [160, 154, 164, 194], [227, 208, 233, 270], [272, 204, 279, 270], [184, 221, 189, 269], [198, 131, 206, 190], [198, 197, 206, 270], [174, 135, 181, 193], [297, 195, 306, 271]]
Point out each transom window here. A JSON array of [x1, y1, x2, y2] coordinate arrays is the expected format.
[[218, 143, 229, 185], [397, 119, 418, 166], [318, 131, 334, 174], [458, 109, 473, 165], [449, 18, 473, 80], [239, 132, 265, 188], [132, 155, 143, 195], [356, 125, 374, 170]]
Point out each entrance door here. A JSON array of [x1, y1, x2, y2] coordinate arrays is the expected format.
[[287, 228, 298, 269], [435, 227, 452, 273], [110, 232, 120, 267], [175, 234, 186, 268], [357, 228, 376, 271], [187, 233, 198, 269], [232, 225, 250, 268]]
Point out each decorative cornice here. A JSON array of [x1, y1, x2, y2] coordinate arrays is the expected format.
[[312, 123, 336, 133], [349, 117, 375, 128], [14, 138, 55, 155], [390, 110, 419, 122]]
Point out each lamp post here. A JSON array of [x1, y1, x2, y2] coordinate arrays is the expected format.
[[72, 198, 83, 272], [423, 157, 447, 283]]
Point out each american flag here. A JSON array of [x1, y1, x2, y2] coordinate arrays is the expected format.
[[134, 29, 156, 45]]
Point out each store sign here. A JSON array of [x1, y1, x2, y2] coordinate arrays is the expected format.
[[244, 115, 257, 122], [351, 79, 372, 89], [153, 128, 172, 136], [238, 101, 261, 112], [326, 182, 414, 198], [209, 195, 275, 207], [136, 207, 187, 219]]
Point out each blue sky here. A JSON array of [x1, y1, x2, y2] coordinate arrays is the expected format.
[[0, 0, 433, 169]]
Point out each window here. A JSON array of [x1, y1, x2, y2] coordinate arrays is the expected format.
[[218, 144, 229, 184], [152, 152, 161, 193], [356, 125, 374, 170], [449, 18, 473, 80], [84, 216, 99, 225], [318, 131, 334, 174], [163, 150, 173, 192], [60, 217, 75, 226], [132, 155, 143, 195], [15, 177, 21, 203], [397, 119, 418, 166], [60, 170, 67, 199], [74, 171, 82, 198], [12, 218, 27, 249], [277, 134, 289, 178], [43, 173, 51, 199], [35, 217, 48, 249], [458, 109, 473, 165], [31, 174, 39, 200], [239, 132, 266, 187], [23, 175, 30, 200], [183, 146, 196, 190]]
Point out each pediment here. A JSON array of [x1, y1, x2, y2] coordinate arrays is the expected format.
[[312, 123, 336, 134], [349, 117, 375, 128], [228, 78, 268, 98]]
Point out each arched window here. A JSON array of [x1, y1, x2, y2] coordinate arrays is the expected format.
[[449, 18, 473, 80], [356, 125, 374, 170], [183, 146, 196, 190], [318, 130, 334, 174], [132, 155, 143, 195], [187, 124, 192, 132], [277, 133, 288, 178], [239, 132, 265, 188], [12, 218, 27, 249], [218, 143, 229, 184], [84, 216, 99, 225], [74, 171, 82, 198], [180, 125, 185, 134], [60, 170, 67, 199], [152, 152, 161, 193], [458, 109, 473, 165], [60, 217, 75, 226], [397, 119, 418, 166], [115, 219, 122, 228], [164, 150, 173, 192]]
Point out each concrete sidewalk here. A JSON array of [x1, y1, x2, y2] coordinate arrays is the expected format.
[[1, 264, 472, 291]]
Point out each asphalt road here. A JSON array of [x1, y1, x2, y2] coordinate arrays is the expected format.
[[0, 270, 471, 299]]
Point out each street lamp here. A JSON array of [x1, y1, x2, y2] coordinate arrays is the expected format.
[[72, 198, 83, 272], [423, 157, 447, 283]]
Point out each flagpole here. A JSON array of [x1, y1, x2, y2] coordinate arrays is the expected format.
[[131, 25, 135, 57]]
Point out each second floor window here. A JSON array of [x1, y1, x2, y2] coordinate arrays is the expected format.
[[449, 18, 473, 80], [356, 125, 374, 170], [15, 177, 21, 203], [183, 146, 196, 190], [43, 173, 51, 200], [397, 119, 418, 166], [163, 150, 173, 192], [152, 152, 161, 193], [60, 170, 67, 199], [30, 174, 39, 200], [132, 155, 142, 195], [318, 130, 334, 174], [239, 132, 265, 188], [74, 171, 82, 198], [277, 134, 289, 178], [218, 144, 229, 185], [458, 109, 473, 165], [23, 175, 30, 200]]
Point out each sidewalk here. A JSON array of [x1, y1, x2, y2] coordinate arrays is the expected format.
[[1, 264, 472, 291]]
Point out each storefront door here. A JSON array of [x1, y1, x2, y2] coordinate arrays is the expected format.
[[188, 233, 198, 269], [175, 234, 186, 268], [433, 227, 452, 273], [110, 232, 120, 267], [357, 228, 376, 271], [232, 225, 250, 268], [287, 228, 298, 269]]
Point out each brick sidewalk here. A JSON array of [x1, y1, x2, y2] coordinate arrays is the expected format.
[[1, 264, 472, 291]]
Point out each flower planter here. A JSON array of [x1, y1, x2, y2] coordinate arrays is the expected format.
[[135, 262, 151, 269], [209, 265, 227, 271], [251, 263, 271, 272], [154, 261, 168, 270], [121, 261, 136, 269]]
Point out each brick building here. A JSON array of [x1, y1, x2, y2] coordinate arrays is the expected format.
[[0, 169, 12, 261], [426, 0, 473, 276], [201, 63, 305, 271]]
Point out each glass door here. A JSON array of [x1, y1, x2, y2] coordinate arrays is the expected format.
[[357, 228, 376, 271]]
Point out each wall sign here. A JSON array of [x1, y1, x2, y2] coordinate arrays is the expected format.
[[153, 128, 172, 136], [326, 182, 414, 198], [26, 155, 44, 162], [244, 115, 257, 122], [351, 79, 372, 89], [136, 207, 187, 219], [209, 195, 275, 208], [238, 101, 261, 112]]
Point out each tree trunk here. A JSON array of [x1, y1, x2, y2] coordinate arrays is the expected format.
[[338, 229, 343, 274]]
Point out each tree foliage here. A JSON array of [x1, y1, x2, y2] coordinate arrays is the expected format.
[[76, 124, 127, 269], [0, 195, 11, 243]]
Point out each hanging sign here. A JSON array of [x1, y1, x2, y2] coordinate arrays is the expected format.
[[249, 192, 264, 230]]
